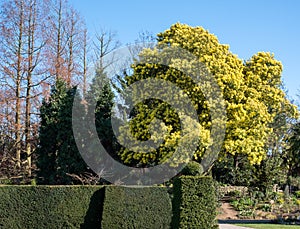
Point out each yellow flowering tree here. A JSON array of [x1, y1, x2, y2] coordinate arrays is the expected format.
[[118, 23, 298, 168]]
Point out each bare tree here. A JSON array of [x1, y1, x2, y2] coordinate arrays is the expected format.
[[0, 0, 26, 171], [0, 0, 50, 180], [0, 0, 97, 182], [127, 30, 156, 60], [79, 28, 90, 96], [93, 29, 121, 71], [43, 0, 67, 82], [24, 0, 49, 176], [45, 0, 86, 86], [82, 28, 88, 95], [65, 8, 85, 86]]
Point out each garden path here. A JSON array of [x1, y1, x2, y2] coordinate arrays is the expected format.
[[219, 224, 252, 229]]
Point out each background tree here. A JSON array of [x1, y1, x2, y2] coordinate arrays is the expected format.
[[0, 0, 26, 175], [213, 94, 297, 193], [81, 28, 89, 96], [23, 0, 51, 177], [36, 79, 89, 184], [284, 121, 300, 178], [36, 28, 121, 184], [0, 0, 51, 181], [86, 68, 115, 155], [0, 0, 89, 183], [44, 0, 86, 85], [77, 29, 122, 175]]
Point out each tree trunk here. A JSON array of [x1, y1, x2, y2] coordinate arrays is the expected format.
[[83, 29, 88, 96], [15, 0, 25, 169], [25, 0, 37, 177]]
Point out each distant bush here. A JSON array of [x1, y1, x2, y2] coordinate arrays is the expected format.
[[228, 190, 242, 198]]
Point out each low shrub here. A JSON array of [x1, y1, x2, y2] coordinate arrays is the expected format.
[[231, 197, 255, 211], [257, 203, 272, 212]]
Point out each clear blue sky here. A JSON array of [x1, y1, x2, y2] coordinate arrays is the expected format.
[[70, 0, 300, 100]]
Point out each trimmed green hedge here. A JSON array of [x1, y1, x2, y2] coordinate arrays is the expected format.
[[0, 186, 104, 229], [101, 186, 172, 229], [172, 176, 218, 229], [0, 177, 218, 228]]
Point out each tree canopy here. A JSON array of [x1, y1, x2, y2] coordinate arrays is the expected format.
[[118, 23, 298, 168]]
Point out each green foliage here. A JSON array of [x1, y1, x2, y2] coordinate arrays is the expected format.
[[231, 197, 255, 211], [294, 191, 300, 198], [101, 186, 172, 229], [36, 79, 88, 184], [252, 156, 286, 195], [37, 69, 117, 185], [249, 189, 265, 202], [284, 121, 300, 177], [289, 176, 300, 190], [213, 152, 287, 195], [0, 186, 104, 229], [213, 155, 254, 186], [227, 190, 243, 198], [258, 203, 272, 212], [86, 68, 117, 156], [230, 195, 258, 218], [172, 176, 218, 229], [181, 161, 203, 176]]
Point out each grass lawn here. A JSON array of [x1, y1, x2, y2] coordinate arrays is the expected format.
[[236, 224, 300, 228]]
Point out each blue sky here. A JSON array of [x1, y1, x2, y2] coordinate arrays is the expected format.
[[70, 0, 300, 100]]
